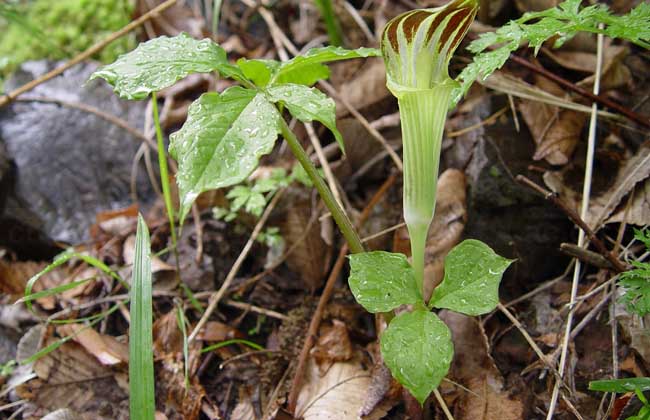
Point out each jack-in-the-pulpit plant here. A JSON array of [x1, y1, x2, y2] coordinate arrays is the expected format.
[[348, 0, 512, 405], [382, 0, 477, 299]]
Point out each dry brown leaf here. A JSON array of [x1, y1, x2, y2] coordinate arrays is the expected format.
[[18, 339, 128, 419], [196, 320, 242, 342], [544, 44, 631, 91], [57, 324, 128, 366], [123, 234, 175, 273], [295, 358, 371, 420], [544, 142, 650, 229], [335, 59, 389, 118], [311, 320, 353, 372], [607, 179, 650, 226], [424, 169, 467, 300], [281, 200, 329, 291], [152, 312, 206, 419], [441, 311, 527, 420], [515, 0, 559, 12], [0, 260, 64, 308], [518, 74, 587, 165]]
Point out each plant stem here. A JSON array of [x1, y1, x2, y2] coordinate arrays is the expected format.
[[279, 117, 364, 254], [151, 93, 178, 251], [397, 86, 453, 296]]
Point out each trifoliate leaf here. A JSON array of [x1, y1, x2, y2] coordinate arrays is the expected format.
[[348, 251, 421, 313], [90, 33, 244, 100], [169, 86, 281, 222], [429, 240, 512, 315], [267, 83, 345, 151], [381, 310, 453, 404]]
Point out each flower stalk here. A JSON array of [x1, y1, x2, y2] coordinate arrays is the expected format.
[[381, 0, 477, 297]]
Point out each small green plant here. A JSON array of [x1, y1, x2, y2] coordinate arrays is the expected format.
[[590, 377, 650, 420], [619, 228, 650, 316], [454, 0, 650, 103], [212, 165, 312, 221]]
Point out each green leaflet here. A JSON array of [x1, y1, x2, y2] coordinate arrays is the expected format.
[[267, 83, 344, 151], [589, 377, 650, 393], [429, 240, 512, 315], [169, 86, 281, 222], [238, 46, 380, 88], [90, 33, 244, 100], [273, 46, 380, 86], [348, 251, 421, 313], [236, 58, 280, 88], [381, 310, 453, 404], [453, 0, 650, 105]]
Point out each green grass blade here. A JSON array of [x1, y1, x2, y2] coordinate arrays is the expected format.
[[18, 276, 95, 305], [175, 303, 190, 390], [129, 215, 156, 420], [201, 338, 264, 353], [313, 0, 343, 46], [24, 250, 124, 313], [21, 304, 121, 365]]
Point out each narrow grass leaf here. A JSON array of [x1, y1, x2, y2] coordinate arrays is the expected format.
[[129, 215, 155, 420], [24, 250, 124, 312], [201, 339, 263, 353]]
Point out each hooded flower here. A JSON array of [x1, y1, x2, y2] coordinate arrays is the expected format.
[[381, 0, 478, 91], [379, 0, 478, 296]]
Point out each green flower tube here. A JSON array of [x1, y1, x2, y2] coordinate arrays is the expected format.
[[381, 0, 477, 296]]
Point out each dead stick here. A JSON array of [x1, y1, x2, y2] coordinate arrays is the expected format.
[[508, 54, 650, 129], [287, 173, 398, 414], [0, 0, 179, 108], [515, 175, 628, 273]]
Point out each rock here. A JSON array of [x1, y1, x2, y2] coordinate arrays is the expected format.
[[0, 61, 153, 245]]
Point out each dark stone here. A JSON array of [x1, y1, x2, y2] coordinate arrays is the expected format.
[[0, 61, 153, 246]]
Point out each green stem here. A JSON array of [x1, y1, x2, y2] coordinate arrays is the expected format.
[[279, 117, 364, 254], [396, 84, 453, 297], [151, 93, 178, 251]]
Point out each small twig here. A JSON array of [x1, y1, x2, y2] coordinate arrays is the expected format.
[[223, 299, 289, 321], [547, 30, 605, 420], [188, 190, 284, 342], [361, 222, 407, 243], [16, 96, 156, 150], [508, 54, 650, 129], [286, 174, 397, 414], [305, 122, 344, 208], [433, 389, 455, 420], [560, 243, 614, 270], [515, 175, 628, 274], [0, 0, 180, 108]]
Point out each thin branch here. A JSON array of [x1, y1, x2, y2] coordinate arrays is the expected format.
[[188, 190, 284, 342], [287, 174, 397, 414], [546, 29, 605, 420], [0, 0, 180, 108], [516, 175, 628, 274]]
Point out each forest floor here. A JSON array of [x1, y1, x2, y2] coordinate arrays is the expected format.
[[1, 0, 650, 419]]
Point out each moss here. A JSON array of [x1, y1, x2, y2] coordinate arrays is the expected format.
[[0, 0, 135, 84]]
